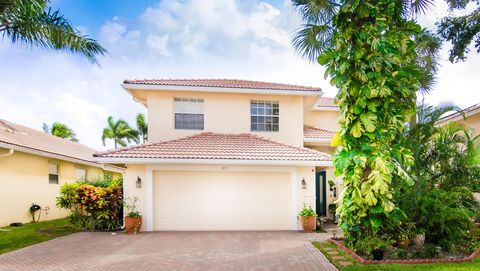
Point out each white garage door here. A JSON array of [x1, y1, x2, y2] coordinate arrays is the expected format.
[[153, 171, 292, 230]]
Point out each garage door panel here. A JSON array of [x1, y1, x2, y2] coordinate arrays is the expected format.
[[153, 171, 291, 230]]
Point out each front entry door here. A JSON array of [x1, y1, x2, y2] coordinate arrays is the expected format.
[[316, 171, 327, 216]]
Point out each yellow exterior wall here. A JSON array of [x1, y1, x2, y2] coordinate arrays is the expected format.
[[456, 113, 480, 137], [0, 149, 119, 226], [147, 91, 304, 146]]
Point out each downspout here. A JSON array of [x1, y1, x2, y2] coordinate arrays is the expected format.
[[0, 149, 14, 158]]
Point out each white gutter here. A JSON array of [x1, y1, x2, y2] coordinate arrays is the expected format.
[[122, 83, 323, 98], [0, 142, 124, 173], [0, 148, 14, 158], [93, 157, 332, 167]]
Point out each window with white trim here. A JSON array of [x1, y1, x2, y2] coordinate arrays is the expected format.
[[48, 163, 59, 184], [174, 97, 204, 130], [251, 101, 279, 132], [75, 168, 86, 181]]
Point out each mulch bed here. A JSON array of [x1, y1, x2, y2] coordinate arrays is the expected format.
[[328, 238, 480, 265]]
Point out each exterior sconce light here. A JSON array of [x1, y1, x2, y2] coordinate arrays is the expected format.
[[136, 177, 142, 188], [301, 178, 307, 189]]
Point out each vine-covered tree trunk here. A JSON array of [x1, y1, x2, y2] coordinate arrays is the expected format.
[[322, 1, 420, 244]]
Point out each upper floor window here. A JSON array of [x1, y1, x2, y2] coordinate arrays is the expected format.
[[174, 97, 204, 130], [48, 163, 59, 185], [251, 101, 279, 132]]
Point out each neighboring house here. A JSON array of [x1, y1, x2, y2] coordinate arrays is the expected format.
[[0, 119, 123, 226], [438, 103, 480, 137], [94, 79, 340, 231]]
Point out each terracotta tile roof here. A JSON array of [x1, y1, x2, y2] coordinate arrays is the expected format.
[[123, 79, 322, 92], [314, 97, 339, 110], [438, 103, 480, 123], [94, 132, 331, 162], [0, 119, 99, 165], [304, 126, 335, 140]]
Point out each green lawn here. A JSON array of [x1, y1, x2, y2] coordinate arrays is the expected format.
[[0, 218, 79, 254], [313, 241, 480, 271]]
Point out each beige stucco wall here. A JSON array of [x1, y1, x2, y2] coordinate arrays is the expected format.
[[0, 149, 118, 226], [146, 91, 304, 146], [122, 164, 147, 231], [304, 110, 340, 131]]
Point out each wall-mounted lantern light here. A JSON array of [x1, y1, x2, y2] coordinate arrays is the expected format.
[[301, 178, 307, 189], [136, 177, 142, 188]]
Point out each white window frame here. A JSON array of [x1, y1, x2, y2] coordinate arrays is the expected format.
[[173, 97, 205, 130], [250, 100, 279, 132], [48, 163, 59, 185]]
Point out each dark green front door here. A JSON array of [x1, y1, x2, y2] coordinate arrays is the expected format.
[[316, 171, 327, 216]]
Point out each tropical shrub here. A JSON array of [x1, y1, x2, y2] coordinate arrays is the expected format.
[[57, 176, 123, 230], [419, 243, 440, 259], [394, 104, 480, 251], [353, 236, 394, 256], [392, 248, 408, 259]]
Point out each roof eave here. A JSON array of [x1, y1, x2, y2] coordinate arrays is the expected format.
[[438, 107, 480, 124], [313, 107, 340, 112], [93, 157, 332, 167], [122, 83, 323, 99], [0, 142, 124, 173], [304, 138, 332, 144]]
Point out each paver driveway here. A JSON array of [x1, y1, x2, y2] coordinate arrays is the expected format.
[[0, 231, 337, 271]]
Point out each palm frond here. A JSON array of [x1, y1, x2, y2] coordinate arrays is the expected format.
[[291, 0, 339, 25], [406, 0, 435, 15], [414, 28, 442, 93], [292, 24, 333, 62], [0, 0, 106, 64]]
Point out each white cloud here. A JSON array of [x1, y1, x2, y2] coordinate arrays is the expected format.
[[1, 0, 480, 151], [146, 34, 172, 57], [100, 17, 127, 44]]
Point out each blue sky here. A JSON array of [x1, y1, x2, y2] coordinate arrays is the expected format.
[[1, 0, 479, 150]]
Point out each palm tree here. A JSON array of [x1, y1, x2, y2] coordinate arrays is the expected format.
[[291, 0, 441, 93], [136, 113, 148, 144], [42, 122, 78, 142], [101, 116, 139, 149], [0, 0, 106, 64]]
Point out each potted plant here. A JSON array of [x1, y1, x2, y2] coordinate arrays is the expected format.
[[355, 236, 392, 261], [396, 223, 414, 249], [124, 197, 142, 234], [298, 204, 316, 232], [328, 179, 335, 191], [412, 229, 426, 248], [328, 203, 336, 218]]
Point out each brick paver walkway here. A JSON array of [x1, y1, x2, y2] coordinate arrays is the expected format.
[[0, 231, 338, 271]]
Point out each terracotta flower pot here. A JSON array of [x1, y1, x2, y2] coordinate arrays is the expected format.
[[300, 216, 316, 233], [125, 216, 142, 235]]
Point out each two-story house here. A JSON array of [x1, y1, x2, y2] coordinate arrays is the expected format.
[[94, 79, 340, 231]]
